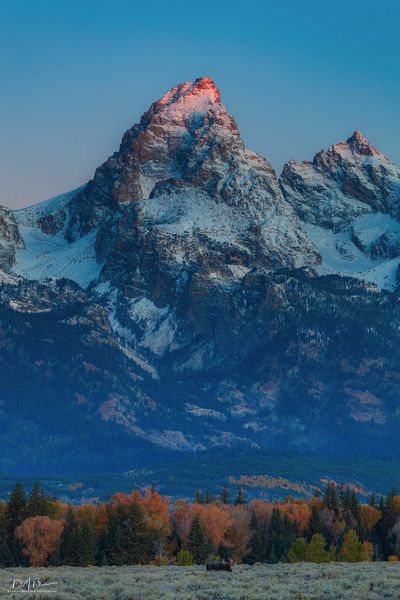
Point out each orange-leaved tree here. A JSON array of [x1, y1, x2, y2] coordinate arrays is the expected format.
[[15, 516, 64, 566], [140, 490, 171, 541]]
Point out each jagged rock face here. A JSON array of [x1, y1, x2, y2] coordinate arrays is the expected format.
[[280, 131, 400, 230], [280, 132, 400, 291], [1, 79, 400, 470], [0, 206, 23, 271], [89, 77, 319, 364], [66, 77, 318, 266]]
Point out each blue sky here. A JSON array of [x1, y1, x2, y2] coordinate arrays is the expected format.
[[1, 0, 399, 208]]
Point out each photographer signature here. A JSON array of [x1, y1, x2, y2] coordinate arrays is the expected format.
[[8, 578, 58, 593]]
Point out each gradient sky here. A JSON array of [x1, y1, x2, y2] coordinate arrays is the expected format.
[[1, 0, 399, 208]]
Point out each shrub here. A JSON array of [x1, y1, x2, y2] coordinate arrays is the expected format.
[[288, 538, 307, 562], [306, 534, 331, 563], [176, 549, 194, 566], [288, 534, 332, 563], [338, 529, 370, 563]]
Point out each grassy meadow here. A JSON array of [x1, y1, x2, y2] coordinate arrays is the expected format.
[[0, 563, 399, 599]]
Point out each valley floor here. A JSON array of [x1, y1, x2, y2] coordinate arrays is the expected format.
[[0, 563, 399, 599]]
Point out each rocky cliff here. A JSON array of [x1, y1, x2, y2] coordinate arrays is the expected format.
[[1, 77, 400, 472]]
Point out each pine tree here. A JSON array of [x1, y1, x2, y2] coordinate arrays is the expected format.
[[59, 509, 82, 566], [121, 502, 150, 564], [26, 481, 50, 518], [217, 543, 231, 561], [6, 482, 27, 566], [282, 513, 298, 559], [306, 504, 324, 541], [105, 506, 124, 565], [194, 489, 203, 504], [187, 516, 209, 564], [266, 507, 285, 563], [375, 491, 399, 559], [204, 491, 214, 504], [350, 492, 361, 522], [96, 532, 108, 566], [80, 518, 96, 566], [0, 503, 10, 567], [247, 511, 265, 563], [235, 487, 245, 505], [340, 486, 353, 526], [220, 486, 230, 504], [322, 482, 339, 513]]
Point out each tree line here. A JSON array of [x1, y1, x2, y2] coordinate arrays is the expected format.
[[1, 481, 400, 567]]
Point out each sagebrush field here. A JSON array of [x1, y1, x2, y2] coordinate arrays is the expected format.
[[1, 563, 399, 600]]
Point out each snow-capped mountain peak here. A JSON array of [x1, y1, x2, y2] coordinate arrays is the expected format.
[[280, 131, 400, 290], [149, 76, 221, 113], [1, 78, 400, 465], [345, 130, 381, 157]]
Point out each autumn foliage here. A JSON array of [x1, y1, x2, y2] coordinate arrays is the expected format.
[[2, 481, 400, 567], [15, 516, 64, 566]]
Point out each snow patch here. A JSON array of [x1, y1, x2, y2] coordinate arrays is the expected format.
[[185, 404, 226, 419], [12, 185, 101, 288], [13, 227, 102, 288], [129, 297, 177, 356], [304, 220, 400, 291]]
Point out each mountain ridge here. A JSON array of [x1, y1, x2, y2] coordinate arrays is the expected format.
[[1, 77, 400, 472]]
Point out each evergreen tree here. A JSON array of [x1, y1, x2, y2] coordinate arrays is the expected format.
[[350, 492, 361, 522], [266, 507, 286, 563], [349, 492, 367, 541], [235, 488, 245, 505], [204, 491, 215, 504], [96, 532, 108, 566], [0, 503, 10, 567], [220, 486, 230, 504], [217, 543, 231, 561], [247, 511, 265, 563], [5, 482, 27, 566], [121, 502, 150, 564], [305, 504, 324, 541], [375, 491, 399, 559], [339, 486, 353, 527], [187, 516, 209, 564], [194, 489, 203, 504], [282, 513, 298, 558], [80, 518, 96, 566], [59, 509, 82, 566], [322, 482, 339, 513], [48, 544, 62, 566], [26, 481, 51, 518], [105, 506, 124, 565]]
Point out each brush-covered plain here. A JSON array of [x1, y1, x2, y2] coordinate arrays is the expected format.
[[1, 563, 399, 599]]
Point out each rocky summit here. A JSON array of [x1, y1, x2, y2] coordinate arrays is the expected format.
[[1, 77, 400, 473]]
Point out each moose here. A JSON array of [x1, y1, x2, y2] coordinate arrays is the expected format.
[[206, 559, 234, 572]]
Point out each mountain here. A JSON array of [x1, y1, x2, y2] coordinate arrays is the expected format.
[[1, 77, 400, 474]]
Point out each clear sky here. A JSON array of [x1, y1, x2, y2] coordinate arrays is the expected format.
[[1, 0, 399, 208]]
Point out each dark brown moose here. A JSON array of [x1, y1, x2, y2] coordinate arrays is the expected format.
[[206, 559, 234, 572]]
